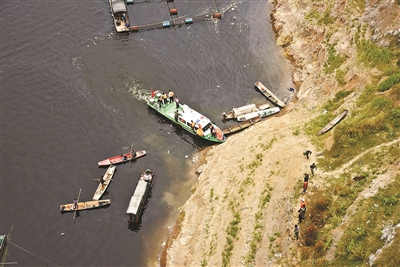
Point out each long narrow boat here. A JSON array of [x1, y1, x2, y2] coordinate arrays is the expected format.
[[147, 90, 226, 143], [98, 150, 146, 166], [126, 169, 155, 222], [222, 103, 270, 120], [237, 107, 280, 122], [316, 110, 348, 136], [222, 116, 261, 135], [254, 81, 286, 108], [60, 199, 111, 212], [109, 0, 131, 32], [0, 235, 6, 261], [92, 165, 117, 200]]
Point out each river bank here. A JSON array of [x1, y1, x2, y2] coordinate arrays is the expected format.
[[161, 0, 400, 266]]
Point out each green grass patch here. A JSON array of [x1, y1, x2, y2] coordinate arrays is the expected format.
[[357, 40, 392, 70], [325, 44, 346, 73], [377, 73, 400, 92], [335, 68, 347, 86], [333, 177, 400, 266]]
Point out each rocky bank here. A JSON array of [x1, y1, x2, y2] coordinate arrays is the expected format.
[[163, 0, 400, 266]]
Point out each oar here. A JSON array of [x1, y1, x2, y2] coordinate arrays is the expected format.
[[93, 178, 101, 182], [73, 188, 82, 222]]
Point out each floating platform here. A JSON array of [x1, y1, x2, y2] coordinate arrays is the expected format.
[[129, 13, 221, 32]]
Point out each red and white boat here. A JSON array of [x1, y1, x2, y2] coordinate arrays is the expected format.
[[98, 150, 147, 166]]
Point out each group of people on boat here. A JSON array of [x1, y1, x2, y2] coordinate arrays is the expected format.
[[154, 90, 179, 109], [116, 12, 130, 28]]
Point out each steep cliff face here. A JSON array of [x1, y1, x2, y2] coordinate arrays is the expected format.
[[163, 1, 400, 266], [272, 0, 400, 103]]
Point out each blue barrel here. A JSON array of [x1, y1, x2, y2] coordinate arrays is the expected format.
[[185, 18, 193, 24], [162, 21, 171, 28]]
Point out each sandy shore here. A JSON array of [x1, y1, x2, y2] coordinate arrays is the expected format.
[[161, 0, 400, 265]]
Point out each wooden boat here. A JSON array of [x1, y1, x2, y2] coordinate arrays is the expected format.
[[222, 116, 261, 135], [98, 150, 146, 166], [109, 0, 131, 32], [237, 107, 280, 122], [316, 110, 348, 136], [147, 90, 226, 143], [254, 81, 286, 108], [126, 169, 155, 222], [92, 165, 117, 200], [222, 103, 270, 120], [60, 199, 111, 212], [0, 235, 6, 261]]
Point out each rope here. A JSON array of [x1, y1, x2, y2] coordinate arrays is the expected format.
[[8, 241, 61, 267]]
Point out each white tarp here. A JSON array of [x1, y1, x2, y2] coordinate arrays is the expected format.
[[126, 181, 149, 215], [111, 0, 126, 13]]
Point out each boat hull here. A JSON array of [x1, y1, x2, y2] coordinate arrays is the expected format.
[[60, 199, 111, 212], [126, 170, 155, 222], [98, 150, 146, 166], [222, 103, 270, 120], [222, 116, 261, 135], [254, 81, 286, 108], [93, 165, 117, 200], [317, 110, 348, 136], [147, 90, 226, 143], [109, 0, 131, 32], [237, 107, 280, 122]]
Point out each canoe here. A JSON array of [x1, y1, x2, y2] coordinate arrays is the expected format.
[[316, 110, 348, 136], [92, 165, 117, 200], [0, 235, 6, 261], [222, 103, 270, 120], [254, 81, 286, 108], [222, 116, 261, 135], [237, 107, 280, 122], [60, 199, 111, 212], [98, 150, 146, 166], [126, 170, 155, 222], [147, 90, 226, 143]]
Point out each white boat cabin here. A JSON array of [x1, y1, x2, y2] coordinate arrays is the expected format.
[[177, 104, 213, 134]]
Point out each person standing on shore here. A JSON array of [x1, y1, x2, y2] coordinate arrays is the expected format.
[[303, 150, 312, 159], [310, 163, 317, 176], [294, 225, 300, 240], [304, 173, 309, 182], [303, 180, 308, 194]]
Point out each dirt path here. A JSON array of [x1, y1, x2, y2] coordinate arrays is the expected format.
[[323, 138, 400, 260]]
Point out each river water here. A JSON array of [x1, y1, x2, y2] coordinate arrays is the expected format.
[[1, 0, 292, 266]]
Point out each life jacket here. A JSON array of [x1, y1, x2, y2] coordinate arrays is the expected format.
[[169, 91, 174, 97]]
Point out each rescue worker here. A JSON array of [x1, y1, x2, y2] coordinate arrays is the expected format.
[[190, 120, 196, 132], [168, 90, 174, 103]]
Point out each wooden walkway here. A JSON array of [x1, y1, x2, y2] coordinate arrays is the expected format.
[[129, 13, 220, 32]]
